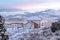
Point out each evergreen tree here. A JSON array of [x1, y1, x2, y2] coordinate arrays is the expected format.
[[0, 15, 9, 40], [51, 19, 60, 32]]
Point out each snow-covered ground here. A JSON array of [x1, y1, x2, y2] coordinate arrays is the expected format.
[[5, 26, 60, 40], [4, 14, 60, 40]]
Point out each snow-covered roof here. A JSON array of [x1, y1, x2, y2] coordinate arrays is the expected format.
[[27, 16, 41, 20], [5, 18, 28, 24], [5, 19, 28, 25]]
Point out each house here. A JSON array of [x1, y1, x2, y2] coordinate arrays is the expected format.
[[24, 21, 34, 29], [26, 16, 41, 28], [5, 18, 28, 30]]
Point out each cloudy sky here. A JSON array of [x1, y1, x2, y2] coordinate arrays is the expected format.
[[0, 0, 60, 16], [0, 0, 60, 11]]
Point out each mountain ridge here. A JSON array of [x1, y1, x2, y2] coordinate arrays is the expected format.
[[1, 9, 60, 18]]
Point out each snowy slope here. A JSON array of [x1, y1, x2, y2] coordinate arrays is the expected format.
[[2, 9, 60, 18], [5, 25, 60, 40]]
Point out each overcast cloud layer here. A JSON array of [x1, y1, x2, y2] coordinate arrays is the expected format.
[[0, 0, 60, 15]]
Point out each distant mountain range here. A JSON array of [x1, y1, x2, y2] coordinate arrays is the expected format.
[[0, 7, 23, 12], [0, 9, 60, 18], [5, 9, 60, 18]]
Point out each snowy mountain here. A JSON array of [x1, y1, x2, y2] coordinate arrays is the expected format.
[[0, 7, 23, 12], [4, 9, 60, 18], [0, 7, 26, 17], [4, 9, 60, 40]]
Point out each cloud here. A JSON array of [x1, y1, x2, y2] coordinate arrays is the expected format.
[[0, 7, 25, 16], [11, 2, 60, 12], [0, 0, 60, 15]]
